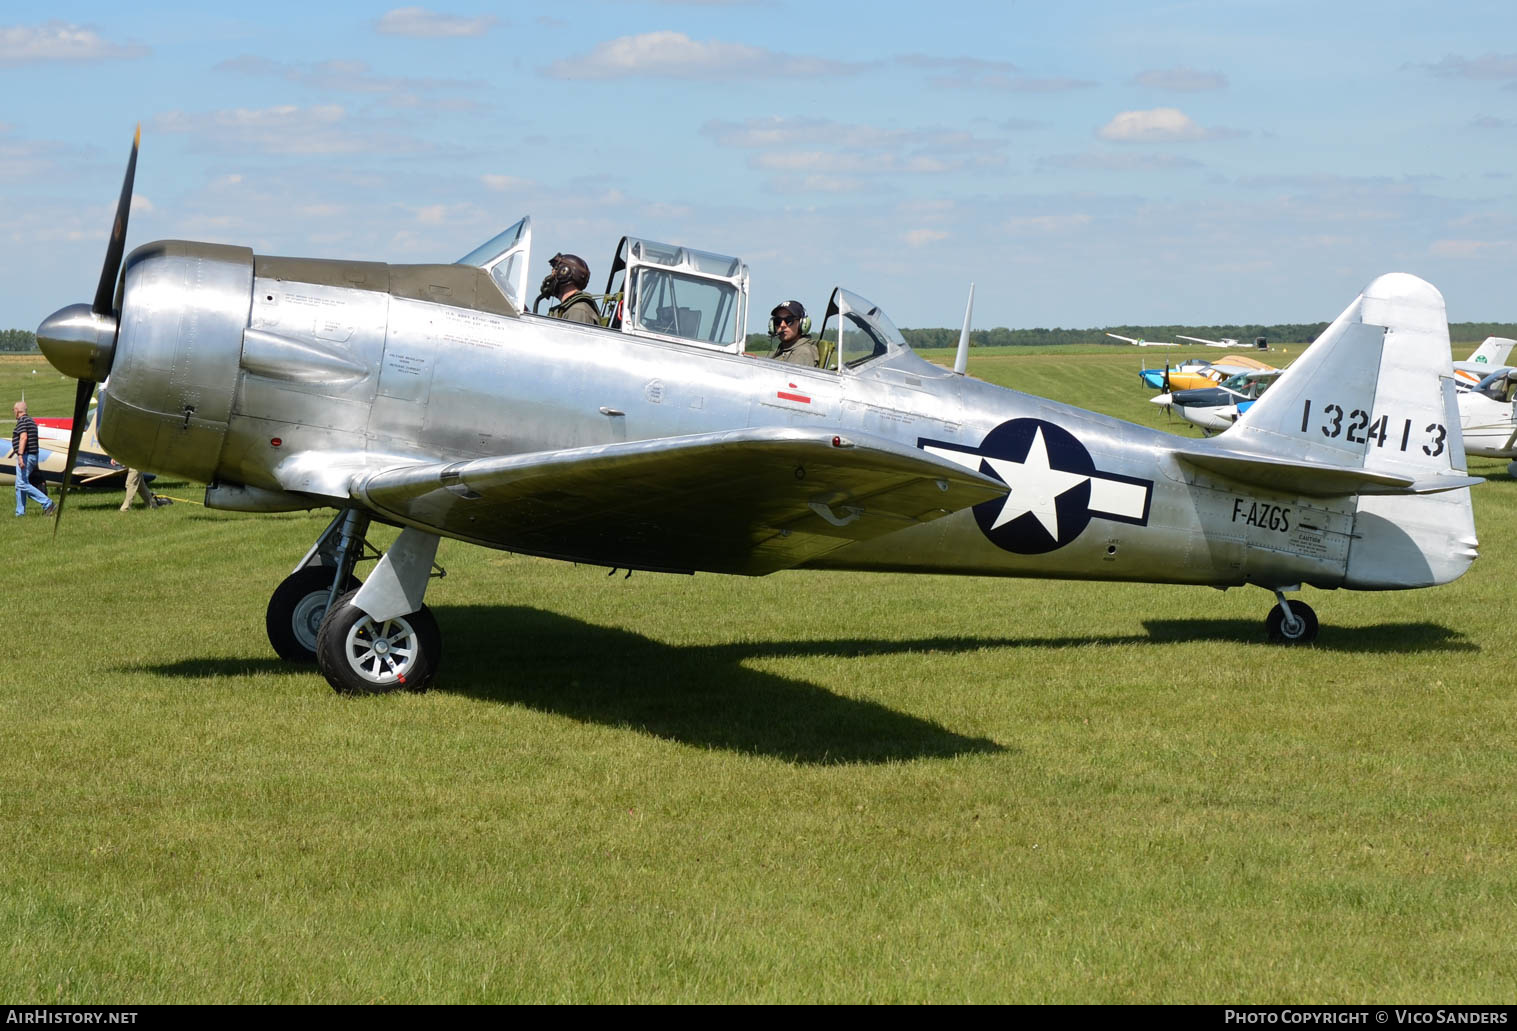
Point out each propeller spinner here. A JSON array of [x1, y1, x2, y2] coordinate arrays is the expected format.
[[35, 126, 139, 531]]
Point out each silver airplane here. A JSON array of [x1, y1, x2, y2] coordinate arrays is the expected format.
[[36, 134, 1481, 694]]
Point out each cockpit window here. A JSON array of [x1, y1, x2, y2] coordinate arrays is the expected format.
[[629, 268, 740, 345], [840, 313, 889, 368], [818, 288, 908, 372], [457, 219, 527, 267], [1476, 369, 1517, 403], [456, 217, 530, 311]]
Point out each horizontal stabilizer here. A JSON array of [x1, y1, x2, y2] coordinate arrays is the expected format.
[[1172, 447, 1480, 497]]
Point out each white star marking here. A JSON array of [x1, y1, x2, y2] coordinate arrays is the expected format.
[[981, 427, 1091, 537], [921, 427, 1151, 540]]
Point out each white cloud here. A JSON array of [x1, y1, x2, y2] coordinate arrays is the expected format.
[[752, 151, 875, 174], [0, 137, 88, 181], [481, 174, 534, 192], [705, 117, 1004, 187], [216, 55, 479, 109], [1039, 151, 1203, 172], [1097, 108, 1240, 142], [0, 21, 146, 64], [1430, 239, 1517, 258], [896, 53, 1094, 92], [544, 31, 858, 79], [904, 228, 949, 246], [643, 202, 692, 218], [152, 105, 420, 156], [1005, 214, 1093, 234], [763, 174, 874, 194], [1131, 67, 1227, 92], [375, 7, 498, 38], [1423, 53, 1517, 83]]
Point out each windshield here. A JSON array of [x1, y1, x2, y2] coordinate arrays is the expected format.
[[819, 288, 909, 371], [457, 218, 527, 267], [630, 268, 740, 345], [456, 217, 530, 311], [1476, 369, 1517, 403]]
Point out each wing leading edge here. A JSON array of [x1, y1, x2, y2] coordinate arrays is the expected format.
[[354, 427, 1008, 575]]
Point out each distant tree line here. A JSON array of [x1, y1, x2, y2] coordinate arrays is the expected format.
[[0, 329, 37, 352], [748, 322, 1517, 351]]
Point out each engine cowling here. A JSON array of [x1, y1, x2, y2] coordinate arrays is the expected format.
[[98, 240, 252, 482]]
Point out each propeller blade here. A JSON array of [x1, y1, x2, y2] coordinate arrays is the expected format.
[[51, 378, 96, 535], [92, 125, 140, 317]]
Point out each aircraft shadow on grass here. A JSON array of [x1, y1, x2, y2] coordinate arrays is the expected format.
[[429, 605, 1008, 765], [1141, 618, 1476, 653], [139, 608, 1472, 763]]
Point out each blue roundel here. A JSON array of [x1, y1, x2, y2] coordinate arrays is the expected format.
[[971, 419, 1097, 554]]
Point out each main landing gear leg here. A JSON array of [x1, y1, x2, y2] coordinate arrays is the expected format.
[[315, 527, 445, 696], [1264, 587, 1318, 645], [266, 509, 371, 663]]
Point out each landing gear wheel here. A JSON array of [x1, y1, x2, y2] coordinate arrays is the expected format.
[[267, 567, 359, 663], [315, 589, 441, 696], [1266, 601, 1318, 645]]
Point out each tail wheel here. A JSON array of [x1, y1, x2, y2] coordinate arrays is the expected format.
[[1266, 601, 1318, 645], [266, 567, 359, 664], [315, 589, 441, 695]]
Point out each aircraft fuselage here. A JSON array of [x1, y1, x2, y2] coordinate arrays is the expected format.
[[92, 240, 1363, 593]]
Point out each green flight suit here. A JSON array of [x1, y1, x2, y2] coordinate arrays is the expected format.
[[770, 334, 820, 367], [550, 291, 600, 325]]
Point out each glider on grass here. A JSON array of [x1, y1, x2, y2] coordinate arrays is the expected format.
[[1106, 332, 1177, 348], [36, 131, 1482, 693]]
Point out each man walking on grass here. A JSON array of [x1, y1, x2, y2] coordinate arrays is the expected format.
[[11, 400, 55, 517]]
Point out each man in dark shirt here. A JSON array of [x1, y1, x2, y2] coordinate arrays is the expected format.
[[11, 401, 55, 517]]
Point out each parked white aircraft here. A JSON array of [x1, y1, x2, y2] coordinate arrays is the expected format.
[[1457, 367, 1517, 462], [1453, 337, 1517, 390]]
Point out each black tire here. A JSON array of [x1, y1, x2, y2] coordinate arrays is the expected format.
[[266, 567, 360, 664], [315, 588, 441, 696], [1266, 601, 1318, 645]]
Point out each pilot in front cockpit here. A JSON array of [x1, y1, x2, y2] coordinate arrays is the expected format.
[[767, 300, 820, 367], [539, 253, 600, 325]]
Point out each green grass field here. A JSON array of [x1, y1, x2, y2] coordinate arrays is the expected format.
[[2, 351, 1513, 1003]]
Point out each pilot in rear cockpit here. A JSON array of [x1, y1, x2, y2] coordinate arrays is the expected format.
[[539, 253, 600, 325], [767, 300, 819, 367]]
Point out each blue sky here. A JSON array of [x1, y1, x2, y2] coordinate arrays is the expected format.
[[2, 1, 1514, 333]]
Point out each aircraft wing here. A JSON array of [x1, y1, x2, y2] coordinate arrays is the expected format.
[[1176, 335, 1227, 348], [353, 427, 1008, 575]]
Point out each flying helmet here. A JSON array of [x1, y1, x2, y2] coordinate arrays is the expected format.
[[538, 252, 591, 302]]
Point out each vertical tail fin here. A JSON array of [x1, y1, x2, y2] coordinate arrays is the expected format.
[[1464, 335, 1516, 368], [1226, 273, 1468, 487], [1211, 273, 1477, 588]]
